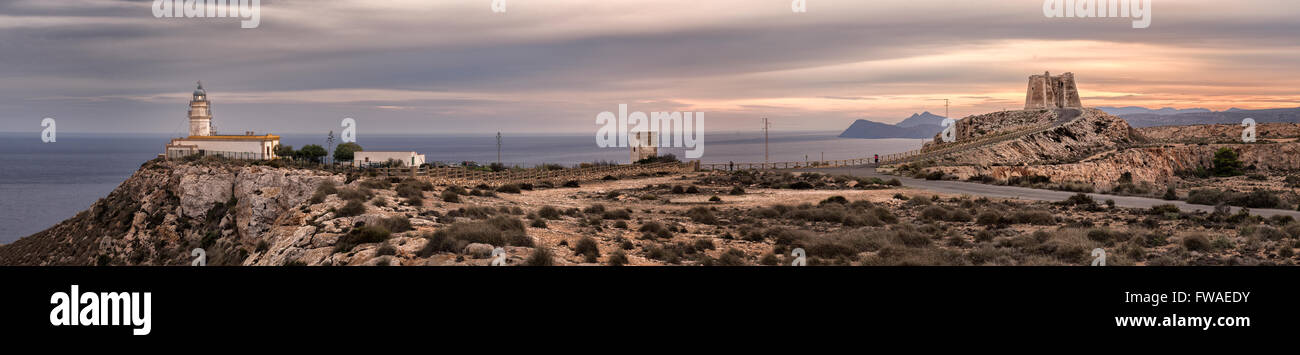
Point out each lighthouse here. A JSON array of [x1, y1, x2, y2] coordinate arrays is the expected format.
[[188, 81, 213, 136]]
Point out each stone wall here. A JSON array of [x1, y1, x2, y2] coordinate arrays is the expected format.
[[1024, 71, 1082, 110]]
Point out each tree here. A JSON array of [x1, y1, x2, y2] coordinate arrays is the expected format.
[[299, 144, 328, 163], [1211, 147, 1244, 177], [274, 144, 295, 159], [334, 142, 362, 162]]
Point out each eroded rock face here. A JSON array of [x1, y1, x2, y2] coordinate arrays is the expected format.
[[920, 108, 1137, 166], [0, 159, 342, 266], [930, 143, 1300, 189], [232, 167, 339, 241], [1138, 123, 1300, 142], [178, 166, 235, 220]]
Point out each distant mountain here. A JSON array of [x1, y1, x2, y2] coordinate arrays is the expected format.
[[1118, 107, 1300, 128], [839, 113, 945, 139], [1097, 106, 1211, 116], [895, 111, 947, 128]]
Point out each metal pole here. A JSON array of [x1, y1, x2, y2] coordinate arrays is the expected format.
[[763, 117, 770, 164], [496, 132, 502, 167]]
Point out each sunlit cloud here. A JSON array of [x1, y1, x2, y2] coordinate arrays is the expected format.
[[0, 0, 1297, 133]]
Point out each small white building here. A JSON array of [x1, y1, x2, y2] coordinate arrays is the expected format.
[[353, 151, 426, 167], [164, 82, 282, 160]]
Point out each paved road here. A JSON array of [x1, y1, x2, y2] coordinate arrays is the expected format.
[[803, 165, 1300, 219]]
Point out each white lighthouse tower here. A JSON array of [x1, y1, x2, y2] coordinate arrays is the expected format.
[[188, 81, 213, 136]]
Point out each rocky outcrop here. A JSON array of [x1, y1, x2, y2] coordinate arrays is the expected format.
[[930, 143, 1300, 189], [917, 108, 1137, 166], [1137, 123, 1300, 142], [0, 159, 340, 266]]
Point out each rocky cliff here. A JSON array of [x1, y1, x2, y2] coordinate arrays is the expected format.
[[0, 158, 341, 266], [1137, 123, 1300, 142], [929, 143, 1300, 189], [918, 108, 1139, 166]]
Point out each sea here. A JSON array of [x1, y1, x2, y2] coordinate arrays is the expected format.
[[0, 131, 925, 243]]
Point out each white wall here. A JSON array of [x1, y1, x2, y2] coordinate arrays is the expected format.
[[171, 139, 278, 159], [353, 152, 425, 167]]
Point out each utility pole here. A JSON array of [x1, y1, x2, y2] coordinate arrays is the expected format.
[[496, 132, 502, 167], [762, 117, 771, 164]]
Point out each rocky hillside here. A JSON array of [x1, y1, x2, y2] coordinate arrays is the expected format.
[[1137, 123, 1300, 142], [1119, 107, 1300, 128], [918, 108, 1140, 166], [0, 158, 340, 265], [930, 142, 1300, 190]]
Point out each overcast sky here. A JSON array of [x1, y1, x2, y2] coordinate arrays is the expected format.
[[1, 0, 1297, 135]]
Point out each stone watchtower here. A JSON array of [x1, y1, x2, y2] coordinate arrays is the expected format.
[[630, 131, 658, 163], [188, 81, 213, 137], [1024, 71, 1083, 110]]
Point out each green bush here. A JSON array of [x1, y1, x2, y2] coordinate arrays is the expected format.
[[685, 206, 718, 224], [1148, 204, 1178, 216], [919, 206, 951, 221], [1182, 233, 1211, 251], [537, 206, 562, 220], [1185, 188, 1223, 205], [1010, 210, 1055, 225], [496, 184, 522, 194], [335, 225, 391, 253], [574, 237, 601, 262], [1061, 193, 1095, 206], [729, 186, 746, 195], [526, 247, 555, 266], [1231, 189, 1282, 209], [608, 250, 628, 266], [976, 211, 1004, 227], [338, 187, 371, 202], [1211, 147, 1244, 177], [375, 215, 412, 233], [336, 200, 367, 217]]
